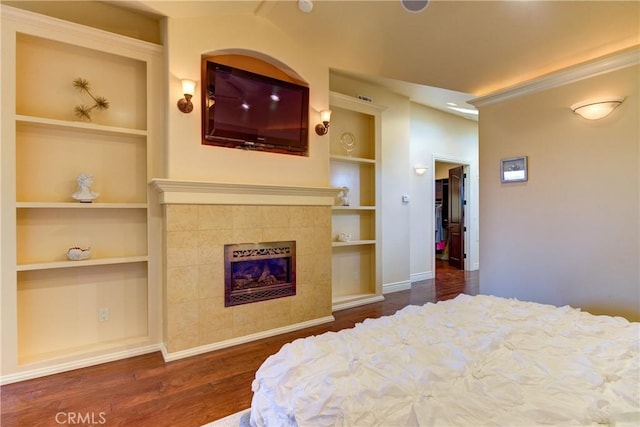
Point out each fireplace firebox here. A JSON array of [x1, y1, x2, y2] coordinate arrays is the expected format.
[[224, 241, 296, 307]]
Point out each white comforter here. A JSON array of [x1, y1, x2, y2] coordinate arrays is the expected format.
[[250, 294, 639, 426]]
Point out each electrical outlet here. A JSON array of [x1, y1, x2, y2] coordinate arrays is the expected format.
[[98, 307, 109, 322]]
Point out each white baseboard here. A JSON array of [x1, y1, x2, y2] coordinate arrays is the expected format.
[[0, 344, 162, 386], [410, 271, 434, 282], [383, 280, 412, 294], [332, 295, 385, 311], [161, 315, 335, 362]]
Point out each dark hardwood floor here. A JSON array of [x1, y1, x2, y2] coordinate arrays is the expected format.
[[1, 260, 478, 427]]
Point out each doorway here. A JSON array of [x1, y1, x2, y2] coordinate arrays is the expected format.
[[434, 160, 468, 272]]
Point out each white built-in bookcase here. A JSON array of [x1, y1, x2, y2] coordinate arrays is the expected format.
[[329, 92, 384, 311], [1, 6, 163, 383]]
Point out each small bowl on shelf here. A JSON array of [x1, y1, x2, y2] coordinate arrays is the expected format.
[[337, 233, 352, 242], [67, 247, 92, 261]]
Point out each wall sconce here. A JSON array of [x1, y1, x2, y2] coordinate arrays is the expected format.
[[177, 79, 196, 114], [315, 110, 331, 136], [571, 97, 624, 120], [414, 165, 428, 175]]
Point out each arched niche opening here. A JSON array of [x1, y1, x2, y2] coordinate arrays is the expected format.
[[200, 49, 310, 156]]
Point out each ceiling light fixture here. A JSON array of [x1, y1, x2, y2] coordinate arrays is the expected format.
[[571, 97, 624, 120], [401, 0, 430, 13], [298, 0, 313, 13]]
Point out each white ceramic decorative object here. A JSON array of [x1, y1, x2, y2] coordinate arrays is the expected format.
[[67, 247, 92, 261], [72, 173, 99, 202], [337, 233, 352, 242], [338, 186, 350, 206]]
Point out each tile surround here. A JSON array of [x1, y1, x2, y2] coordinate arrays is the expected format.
[[152, 179, 339, 355]]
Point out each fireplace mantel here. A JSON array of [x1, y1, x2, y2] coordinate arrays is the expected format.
[[150, 179, 340, 206]]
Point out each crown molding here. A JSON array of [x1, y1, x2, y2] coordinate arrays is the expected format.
[[470, 46, 640, 108]]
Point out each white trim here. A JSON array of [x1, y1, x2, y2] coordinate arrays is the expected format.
[[383, 280, 412, 294], [161, 316, 335, 362], [150, 179, 340, 206], [1, 5, 163, 55], [410, 271, 434, 282], [0, 344, 162, 386], [470, 47, 640, 108], [332, 295, 385, 312], [329, 91, 387, 113]]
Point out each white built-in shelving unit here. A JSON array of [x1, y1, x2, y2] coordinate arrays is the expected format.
[[329, 92, 385, 311], [1, 6, 163, 383]]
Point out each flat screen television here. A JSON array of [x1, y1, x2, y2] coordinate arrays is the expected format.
[[202, 60, 310, 155]]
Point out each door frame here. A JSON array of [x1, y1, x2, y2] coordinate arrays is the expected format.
[[432, 154, 471, 272]]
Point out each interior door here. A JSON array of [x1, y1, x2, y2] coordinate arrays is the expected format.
[[448, 165, 465, 269]]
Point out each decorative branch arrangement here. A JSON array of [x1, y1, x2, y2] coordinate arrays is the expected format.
[[72, 78, 109, 121]]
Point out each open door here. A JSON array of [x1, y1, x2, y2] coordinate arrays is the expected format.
[[448, 165, 465, 269]]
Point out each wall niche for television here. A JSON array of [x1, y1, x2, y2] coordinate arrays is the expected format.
[[201, 54, 310, 156]]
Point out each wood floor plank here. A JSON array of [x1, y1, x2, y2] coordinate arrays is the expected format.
[[1, 261, 477, 426]]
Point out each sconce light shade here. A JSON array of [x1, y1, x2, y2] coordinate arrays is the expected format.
[[414, 165, 428, 176], [182, 79, 196, 96], [571, 97, 624, 120], [177, 79, 197, 114], [315, 109, 331, 136]]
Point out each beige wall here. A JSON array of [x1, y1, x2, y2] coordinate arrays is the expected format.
[[409, 105, 479, 279], [478, 64, 639, 321], [164, 15, 330, 187]]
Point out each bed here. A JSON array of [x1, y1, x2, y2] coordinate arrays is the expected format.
[[249, 294, 639, 426]]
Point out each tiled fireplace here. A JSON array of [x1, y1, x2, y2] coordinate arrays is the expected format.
[[151, 180, 339, 359]]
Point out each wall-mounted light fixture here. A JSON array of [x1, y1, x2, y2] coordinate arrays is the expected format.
[[177, 79, 196, 114], [571, 97, 624, 120], [414, 164, 428, 175], [315, 110, 331, 136]]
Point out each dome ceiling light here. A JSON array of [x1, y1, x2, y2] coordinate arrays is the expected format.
[[401, 0, 430, 13]]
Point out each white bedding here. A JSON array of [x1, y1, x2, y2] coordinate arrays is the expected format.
[[250, 294, 639, 426]]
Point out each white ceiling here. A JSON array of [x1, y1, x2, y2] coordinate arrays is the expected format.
[[118, 0, 639, 120]]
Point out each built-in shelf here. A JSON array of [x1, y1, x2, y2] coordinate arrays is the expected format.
[[17, 202, 147, 209], [332, 240, 376, 247], [17, 256, 148, 271], [329, 92, 384, 310], [332, 206, 376, 211], [15, 114, 147, 136], [1, 6, 162, 383], [329, 154, 376, 164]]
